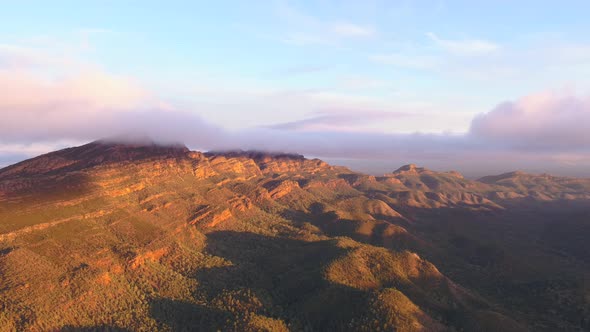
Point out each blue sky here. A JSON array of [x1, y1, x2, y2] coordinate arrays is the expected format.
[[1, 1, 590, 176]]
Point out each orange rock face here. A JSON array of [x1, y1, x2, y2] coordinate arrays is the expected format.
[[130, 248, 169, 270]]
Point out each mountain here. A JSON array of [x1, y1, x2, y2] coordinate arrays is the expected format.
[[479, 171, 590, 201], [0, 140, 589, 331]]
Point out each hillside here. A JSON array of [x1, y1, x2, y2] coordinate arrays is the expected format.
[[0, 140, 589, 331]]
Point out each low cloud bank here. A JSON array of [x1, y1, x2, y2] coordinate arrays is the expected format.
[[470, 92, 590, 150], [1, 64, 589, 176]]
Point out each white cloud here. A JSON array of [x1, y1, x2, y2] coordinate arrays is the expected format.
[[470, 91, 590, 150], [0, 42, 222, 146], [275, 2, 376, 46], [426, 32, 499, 56]]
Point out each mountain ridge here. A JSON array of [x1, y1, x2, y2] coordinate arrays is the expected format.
[[1, 140, 589, 331]]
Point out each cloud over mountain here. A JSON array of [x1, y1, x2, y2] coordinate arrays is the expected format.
[[0, 41, 589, 176]]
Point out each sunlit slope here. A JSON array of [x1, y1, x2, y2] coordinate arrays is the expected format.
[[0, 141, 588, 331]]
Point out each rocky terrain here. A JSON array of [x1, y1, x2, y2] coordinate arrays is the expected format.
[[0, 140, 589, 331]]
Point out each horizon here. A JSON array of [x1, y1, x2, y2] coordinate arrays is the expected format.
[[1, 137, 587, 180], [2, 1, 590, 176]]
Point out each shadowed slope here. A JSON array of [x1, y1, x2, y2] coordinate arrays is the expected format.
[[0, 140, 589, 330]]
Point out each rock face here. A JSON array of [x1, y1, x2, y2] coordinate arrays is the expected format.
[[206, 150, 331, 174], [0, 140, 589, 331]]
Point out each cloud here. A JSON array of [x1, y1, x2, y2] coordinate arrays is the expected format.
[[0, 43, 75, 68], [232, 91, 590, 176], [267, 110, 412, 131], [0, 68, 145, 110], [469, 92, 590, 150], [1, 42, 589, 177], [426, 32, 499, 56], [0, 43, 225, 148], [0, 71, 225, 148], [276, 2, 375, 46], [2, 68, 590, 176], [230, 129, 468, 160], [0, 67, 148, 143]]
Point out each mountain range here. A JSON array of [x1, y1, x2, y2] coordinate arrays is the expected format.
[[0, 140, 589, 331]]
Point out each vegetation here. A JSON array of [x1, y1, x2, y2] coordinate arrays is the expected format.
[[0, 141, 589, 331]]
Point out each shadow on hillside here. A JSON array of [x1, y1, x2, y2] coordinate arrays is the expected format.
[[193, 231, 371, 331], [149, 298, 230, 331], [193, 231, 516, 331], [392, 202, 590, 331], [281, 202, 421, 252], [280, 201, 589, 330], [0, 172, 95, 202]]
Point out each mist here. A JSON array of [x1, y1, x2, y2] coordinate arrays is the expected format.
[[1, 65, 589, 177]]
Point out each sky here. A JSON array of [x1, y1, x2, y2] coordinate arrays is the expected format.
[[1, 0, 590, 177]]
